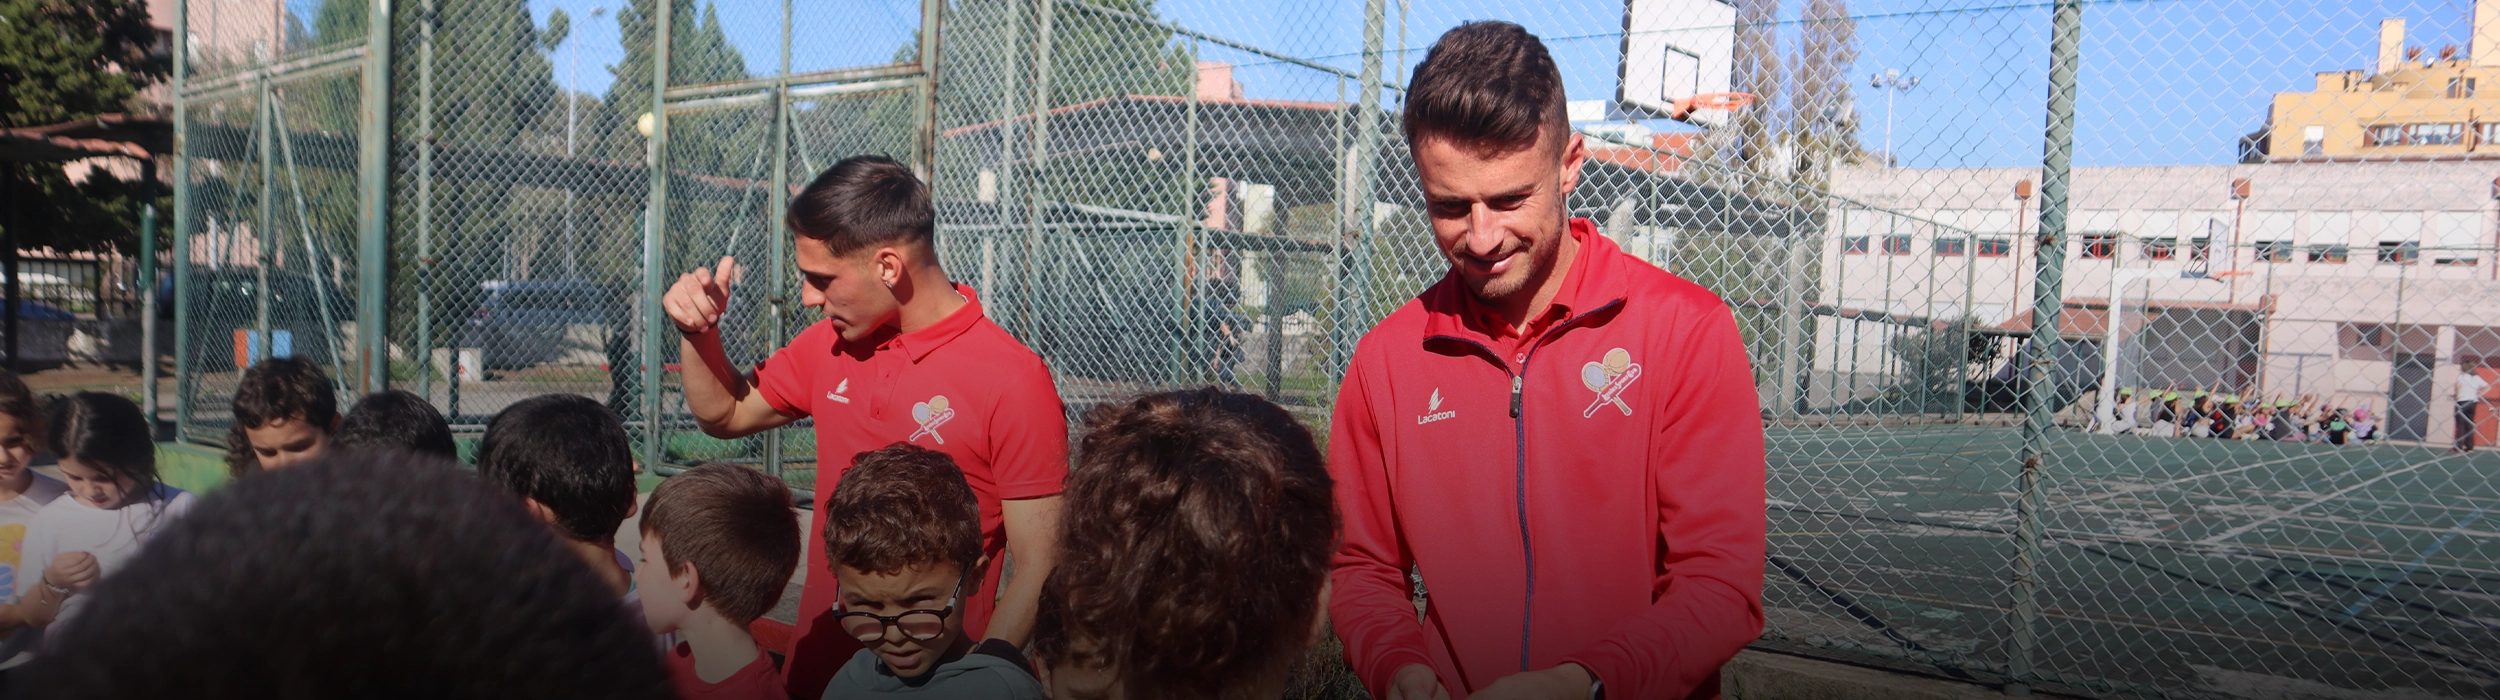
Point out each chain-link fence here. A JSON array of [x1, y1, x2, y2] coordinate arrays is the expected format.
[[169, 0, 2500, 696]]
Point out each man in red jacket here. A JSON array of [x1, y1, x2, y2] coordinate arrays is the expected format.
[[1327, 21, 1768, 700]]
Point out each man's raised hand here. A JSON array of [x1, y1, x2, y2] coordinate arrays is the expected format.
[[663, 256, 742, 335]]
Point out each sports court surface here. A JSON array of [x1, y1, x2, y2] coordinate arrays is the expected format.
[[1762, 424, 2500, 698]]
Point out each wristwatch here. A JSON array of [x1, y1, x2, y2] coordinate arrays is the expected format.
[[1590, 678, 1604, 700]]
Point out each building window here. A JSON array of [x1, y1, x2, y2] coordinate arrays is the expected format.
[[2080, 234, 2116, 259], [2481, 122, 2500, 146], [2451, 77, 2478, 99], [2188, 237, 2212, 262], [2366, 124, 2406, 146], [2366, 123, 2468, 146], [2255, 240, 2292, 261], [1933, 238, 1966, 256], [1844, 236, 1869, 254], [2303, 125, 2326, 156], [1977, 237, 2012, 257], [2144, 239, 2177, 259], [2307, 244, 2349, 263], [1883, 235, 1913, 255], [2435, 248, 2481, 266], [2378, 241, 2420, 264]]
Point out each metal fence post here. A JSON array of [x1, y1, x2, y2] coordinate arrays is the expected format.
[[641, 0, 674, 474], [171, 0, 193, 436], [915, 0, 943, 179], [764, 0, 792, 480], [1172, 38, 1201, 387], [254, 60, 275, 365], [416, 0, 438, 406], [356, 0, 393, 395], [1329, 0, 1386, 380], [1021, 0, 1053, 335], [2009, 0, 2083, 694], [139, 163, 159, 430]]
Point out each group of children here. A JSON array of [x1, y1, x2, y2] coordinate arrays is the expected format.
[[0, 357, 1338, 700], [2097, 387, 2380, 445]]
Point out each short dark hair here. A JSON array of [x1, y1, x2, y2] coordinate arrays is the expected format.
[[1029, 388, 1338, 699], [335, 390, 457, 462], [15, 453, 673, 700], [226, 357, 338, 476], [1400, 21, 1568, 156], [0, 369, 40, 439], [48, 392, 159, 494], [641, 464, 800, 625], [821, 443, 982, 579], [785, 155, 936, 257], [475, 394, 636, 542]]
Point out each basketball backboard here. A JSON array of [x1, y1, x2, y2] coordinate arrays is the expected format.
[[1618, 0, 1737, 126]]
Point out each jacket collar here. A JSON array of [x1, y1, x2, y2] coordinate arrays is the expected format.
[[1419, 218, 1628, 347]]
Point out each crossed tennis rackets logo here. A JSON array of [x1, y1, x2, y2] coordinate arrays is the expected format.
[[1580, 348, 1642, 418], [910, 395, 955, 444]]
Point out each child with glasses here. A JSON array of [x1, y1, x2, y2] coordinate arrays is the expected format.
[[634, 464, 800, 699], [819, 443, 1045, 699]]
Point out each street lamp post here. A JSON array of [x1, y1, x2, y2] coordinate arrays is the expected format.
[[1871, 69, 1919, 167]]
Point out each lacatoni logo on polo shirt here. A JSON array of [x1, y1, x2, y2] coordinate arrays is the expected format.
[[826, 378, 852, 404], [910, 395, 956, 444], [1580, 348, 1642, 418], [1417, 388, 1456, 425]]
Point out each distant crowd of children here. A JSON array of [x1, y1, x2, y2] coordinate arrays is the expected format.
[[2093, 387, 2382, 445], [0, 357, 1336, 700]]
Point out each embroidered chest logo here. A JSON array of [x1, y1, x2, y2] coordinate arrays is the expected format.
[[826, 378, 852, 404], [910, 395, 956, 444], [1417, 388, 1457, 425], [1580, 348, 1642, 418]]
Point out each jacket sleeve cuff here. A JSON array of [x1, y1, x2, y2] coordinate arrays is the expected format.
[[1355, 648, 1438, 699]]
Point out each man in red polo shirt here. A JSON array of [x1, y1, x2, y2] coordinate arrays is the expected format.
[[663, 155, 1065, 697], [1328, 22, 1767, 700]]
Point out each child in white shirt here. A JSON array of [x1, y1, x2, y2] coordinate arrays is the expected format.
[[14, 392, 196, 639], [0, 372, 66, 661]]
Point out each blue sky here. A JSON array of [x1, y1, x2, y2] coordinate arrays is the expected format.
[[511, 0, 2490, 168]]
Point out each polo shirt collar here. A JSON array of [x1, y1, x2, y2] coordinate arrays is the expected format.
[[1422, 217, 1623, 345], [883, 283, 985, 363]]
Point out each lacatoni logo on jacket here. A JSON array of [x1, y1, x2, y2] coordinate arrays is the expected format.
[[1580, 348, 1642, 418], [1418, 387, 1457, 425], [910, 395, 955, 444]]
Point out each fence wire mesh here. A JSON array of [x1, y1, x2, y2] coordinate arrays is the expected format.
[[169, 0, 2500, 696]]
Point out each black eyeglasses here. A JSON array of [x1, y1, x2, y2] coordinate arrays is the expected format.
[[832, 576, 963, 642]]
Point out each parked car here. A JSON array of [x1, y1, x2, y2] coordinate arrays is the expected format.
[[459, 280, 615, 370], [176, 269, 357, 370], [5, 300, 75, 321]]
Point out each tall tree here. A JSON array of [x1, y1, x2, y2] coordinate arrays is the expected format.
[[1790, 0, 1861, 189], [0, 0, 168, 255]]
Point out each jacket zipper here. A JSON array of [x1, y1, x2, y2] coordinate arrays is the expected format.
[[1425, 297, 1625, 674]]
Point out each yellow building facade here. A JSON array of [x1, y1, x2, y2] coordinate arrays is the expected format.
[[2264, 6, 2500, 161]]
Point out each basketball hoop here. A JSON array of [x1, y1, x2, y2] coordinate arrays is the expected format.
[[1669, 92, 1758, 121]]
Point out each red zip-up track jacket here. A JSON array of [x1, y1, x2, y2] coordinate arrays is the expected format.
[[1328, 220, 1767, 700]]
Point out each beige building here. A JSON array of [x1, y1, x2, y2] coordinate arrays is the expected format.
[[1814, 162, 2500, 445], [2261, 1, 2500, 160]]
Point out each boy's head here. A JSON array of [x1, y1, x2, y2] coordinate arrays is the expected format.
[[334, 390, 457, 461], [821, 443, 984, 679], [635, 463, 800, 635], [787, 155, 939, 342], [475, 394, 636, 543], [1032, 389, 1338, 700], [226, 357, 338, 476], [18, 452, 672, 700]]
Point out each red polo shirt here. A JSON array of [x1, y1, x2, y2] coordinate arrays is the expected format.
[[751, 285, 1069, 698], [1328, 220, 1767, 700]]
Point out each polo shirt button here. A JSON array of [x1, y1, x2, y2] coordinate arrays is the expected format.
[[1514, 353, 1525, 363]]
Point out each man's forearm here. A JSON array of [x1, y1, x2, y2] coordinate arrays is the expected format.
[[678, 332, 752, 437], [985, 551, 1049, 647]]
